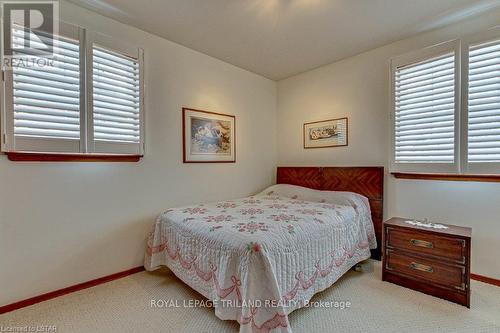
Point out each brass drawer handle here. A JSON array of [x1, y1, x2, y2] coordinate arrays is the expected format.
[[410, 239, 434, 248], [409, 262, 434, 273]]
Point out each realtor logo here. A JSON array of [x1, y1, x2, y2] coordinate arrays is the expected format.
[[2, 0, 59, 58]]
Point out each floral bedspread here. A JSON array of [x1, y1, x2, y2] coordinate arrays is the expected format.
[[144, 184, 376, 333]]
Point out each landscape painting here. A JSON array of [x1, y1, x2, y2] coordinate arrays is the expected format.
[[183, 108, 235, 162], [303, 117, 348, 149]]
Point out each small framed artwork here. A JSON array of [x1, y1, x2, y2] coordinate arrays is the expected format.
[[182, 108, 236, 163], [303, 117, 348, 149]]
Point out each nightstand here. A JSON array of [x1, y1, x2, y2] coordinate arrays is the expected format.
[[382, 217, 471, 307]]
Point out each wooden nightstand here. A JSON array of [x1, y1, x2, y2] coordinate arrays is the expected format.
[[382, 217, 471, 307]]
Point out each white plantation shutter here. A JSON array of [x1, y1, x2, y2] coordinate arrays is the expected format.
[[394, 52, 457, 168], [390, 33, 500, 175], [4, 25, 84, 153], [1, 25, 144, 157], [468, 39, 500, 164], [88, 34, 144, 155], [92, 47, 140, 144]]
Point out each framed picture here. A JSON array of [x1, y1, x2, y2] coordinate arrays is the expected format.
[[182, 108, 236, 163], [303, 117, 348, 149]]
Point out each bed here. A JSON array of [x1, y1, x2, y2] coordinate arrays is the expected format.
[[145, 166, 383, 333]]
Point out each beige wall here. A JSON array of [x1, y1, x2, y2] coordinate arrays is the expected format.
[[0, 1, 277, 306], [277, 10, 500, 279]]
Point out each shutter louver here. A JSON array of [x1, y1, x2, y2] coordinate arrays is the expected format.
[[394, 53, 455, 163], [92, 46, 140, 143], [12, 29, 81, 140], [468, 40, 500, 163]]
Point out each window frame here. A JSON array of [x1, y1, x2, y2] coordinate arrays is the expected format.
[[461, 26, 500, 175], [87, 31, 145, 156], [390, 39, 461, 174], [2, 22, 85, 154], [391, 27, 500, 177], [0, 22, 145, 160]]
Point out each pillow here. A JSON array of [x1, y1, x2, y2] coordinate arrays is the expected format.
[[257, 184, 371, 217]]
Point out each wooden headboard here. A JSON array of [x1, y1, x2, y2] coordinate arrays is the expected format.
[[277, 166, 384, 260]]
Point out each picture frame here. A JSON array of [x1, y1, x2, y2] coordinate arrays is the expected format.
[[182, 108, 236, 163], [303, 117, 348, 149]]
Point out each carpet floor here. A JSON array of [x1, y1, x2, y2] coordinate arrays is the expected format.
[[1, 260, 500, 333]]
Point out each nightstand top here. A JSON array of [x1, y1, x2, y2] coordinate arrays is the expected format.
[[384, 217, 471, 238]]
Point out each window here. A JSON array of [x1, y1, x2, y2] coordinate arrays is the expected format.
[[1, 23, 144, 159], [467, 39, 500, 170], [391, 27, 500, 175], [13, 35, 81, 141], [394, 53, 456, 164], [391, 40, 460, 173], [92, 47, 140, 145], [87, 31, 144, 155]]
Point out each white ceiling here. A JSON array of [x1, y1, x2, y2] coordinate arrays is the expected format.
[[68, 0, 500, 80]]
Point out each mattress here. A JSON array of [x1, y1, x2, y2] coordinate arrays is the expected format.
[[144, 184, 377, 333]]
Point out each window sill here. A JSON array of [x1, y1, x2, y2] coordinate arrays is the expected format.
[[391, 172, 500, 183], [5, 152, 143, 162]]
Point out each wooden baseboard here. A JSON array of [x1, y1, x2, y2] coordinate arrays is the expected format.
[[471, 273, 500, 287], [0, 266, 145, 314]]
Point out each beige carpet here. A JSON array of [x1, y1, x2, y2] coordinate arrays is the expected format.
[[2, 261, 500, 333]]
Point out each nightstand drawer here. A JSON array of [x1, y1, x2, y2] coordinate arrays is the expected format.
[[386, 227, 466, 263], [385, 250, 466, 291]]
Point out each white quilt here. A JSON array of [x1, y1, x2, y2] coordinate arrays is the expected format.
[[144, 184, 377, 333]]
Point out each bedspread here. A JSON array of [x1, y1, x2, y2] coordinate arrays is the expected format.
[[144, 184, 376, 333]]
